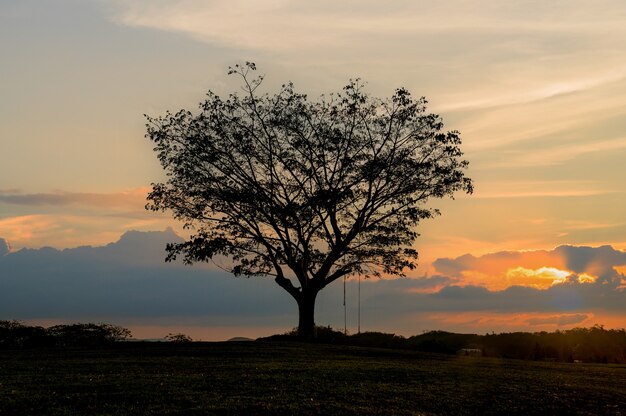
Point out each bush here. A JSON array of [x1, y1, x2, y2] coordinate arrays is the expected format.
[[47, 323, 131, 347], [0, 321, 131, 348], [260, 325, 347, 343], [165, 333, 193, 343]]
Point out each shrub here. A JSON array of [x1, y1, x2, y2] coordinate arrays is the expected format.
[[165, 333, 193, 343]]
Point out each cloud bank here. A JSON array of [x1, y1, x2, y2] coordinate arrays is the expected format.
[[0, 229, 292, 320], [0, 230, 624, 338]]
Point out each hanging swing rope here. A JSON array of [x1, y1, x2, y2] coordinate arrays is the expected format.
[[343, 275, 347, 335], [358, 275, 361, 334], [343, 276, 361, 335]]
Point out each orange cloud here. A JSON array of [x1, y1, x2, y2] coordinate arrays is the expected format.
[[411, 312, 591, 333], [452, 266, 596, 290], [577, 273, 598, 284], [0, 215, 59, 242], [614, 265, 626, 275], [409, 311, 625, 334], [0, 187, 183, 250], [433, 245, 625, 290], [614, 266, 626, 290], [0, 214, 178, 250]]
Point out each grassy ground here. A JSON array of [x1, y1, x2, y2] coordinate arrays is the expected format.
[[0, 341, 624, 415]]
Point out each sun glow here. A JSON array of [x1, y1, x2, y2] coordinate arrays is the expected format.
[[503, 267, 599, 288], [576, 273, 597, 284], [505, 266, 570, 288]]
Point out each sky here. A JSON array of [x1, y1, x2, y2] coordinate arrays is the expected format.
[[1, 0, 625, 340]]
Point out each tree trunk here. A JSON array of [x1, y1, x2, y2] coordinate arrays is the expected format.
[[296, 289, 318, 340]]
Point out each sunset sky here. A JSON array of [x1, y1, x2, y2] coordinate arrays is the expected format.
[[1, 1, 625, 339]]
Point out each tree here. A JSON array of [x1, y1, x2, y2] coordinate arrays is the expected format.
[[146, 62, 472, 339], [165, 332, 193, 343]]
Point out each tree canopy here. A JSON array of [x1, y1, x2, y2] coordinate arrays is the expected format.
[[146, 63, 472, 337]]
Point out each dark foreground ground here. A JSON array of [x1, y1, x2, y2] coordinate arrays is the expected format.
[[0, 342, 624, 415]]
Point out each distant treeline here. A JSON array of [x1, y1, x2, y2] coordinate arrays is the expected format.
[[262, 325, 626, 364], [0, 321, 130, 348], [4, 320, 625, 363]]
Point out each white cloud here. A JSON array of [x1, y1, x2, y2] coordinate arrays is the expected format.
[[441, 69, 626, 112], [106, 0, 626, 154], [474, 180, 615, 199], [492, 137, 626, 168], [107, 0, 626, 53]]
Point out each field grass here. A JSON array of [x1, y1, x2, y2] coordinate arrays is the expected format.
[[0, 341, 624, 415]]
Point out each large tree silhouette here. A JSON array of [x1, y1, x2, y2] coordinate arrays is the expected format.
[[146, 63, 472, 338]]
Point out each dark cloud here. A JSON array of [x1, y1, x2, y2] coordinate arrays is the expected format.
[[0, 189, 146, 208], [431, 253, 477, 276], [0, 192, 79, 205], [554, 245, 626, 276], [365, 276, 626, 316], [0, 229, 294, 321]]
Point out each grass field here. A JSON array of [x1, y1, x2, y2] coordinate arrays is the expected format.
[[0, 341, 624, 415]]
